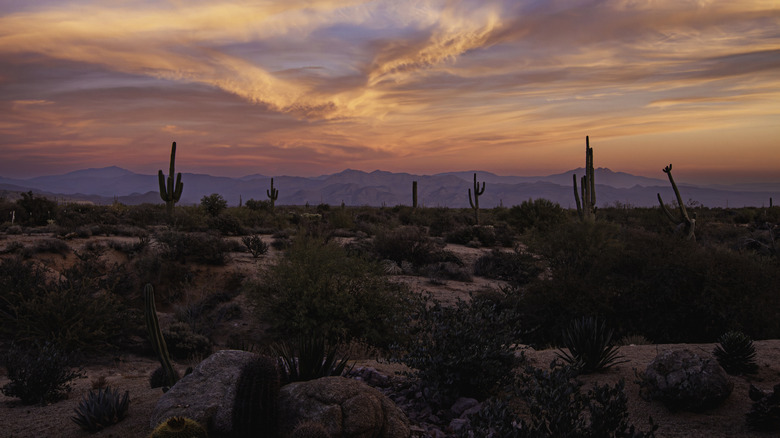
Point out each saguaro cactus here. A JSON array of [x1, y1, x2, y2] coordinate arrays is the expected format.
[[573, 136, 596, 222], [468, 173, 486, 225], [144, 284, 178, 390], [657, 164, 696, 240], [412, 180, 418, 209], [158, 141, 183, 217], [267, 178, 279, 210]]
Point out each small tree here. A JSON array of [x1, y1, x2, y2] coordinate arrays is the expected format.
[[200, 193, 228, 217]]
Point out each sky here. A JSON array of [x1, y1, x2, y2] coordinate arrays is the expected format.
[[0, 0, 779, 184]]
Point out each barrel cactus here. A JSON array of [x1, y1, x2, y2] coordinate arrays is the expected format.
[[149, 416, 208, 438]]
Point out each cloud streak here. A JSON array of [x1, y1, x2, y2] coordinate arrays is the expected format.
[[0, 0, 778, 182]]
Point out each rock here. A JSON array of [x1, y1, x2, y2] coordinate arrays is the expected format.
[[279, 376, 411, 438], [642, 349, 733, 411], [450, 397, 479, 416], [149, 349, 257, 433]]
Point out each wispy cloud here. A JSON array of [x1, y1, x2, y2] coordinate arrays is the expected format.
[[0, 0, 778, 181]]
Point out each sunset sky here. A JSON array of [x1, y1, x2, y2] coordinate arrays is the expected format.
[[1, 0, 778, 184]]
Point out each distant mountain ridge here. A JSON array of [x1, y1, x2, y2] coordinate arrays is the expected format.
[[0, 167, 777, 208]]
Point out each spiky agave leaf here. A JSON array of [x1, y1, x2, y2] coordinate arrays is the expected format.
[[713, 331, 758, 376], [70, 386, 130, 432], [557, 316, 627, 374]]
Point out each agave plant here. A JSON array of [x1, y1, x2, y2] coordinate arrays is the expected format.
[[273, 335, 351, 383], [70, 386, 130, 432], [713, 331, 758, 376], [556, 316, 627, 374]]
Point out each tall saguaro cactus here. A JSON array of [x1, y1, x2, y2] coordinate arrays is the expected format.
[[657, 164, 696, 240], [144, 284, 178, 390], [468, 173, 486, 225], [412, 180, 418, 209], [158, 141, 183, 217], [267, 178, 279, 210], [573, 136, 596, 222]]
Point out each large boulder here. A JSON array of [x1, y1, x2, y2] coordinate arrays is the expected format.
[[279, 376, 410, 438], [642, 349, 733, 411], [150, 349, 257, 433]]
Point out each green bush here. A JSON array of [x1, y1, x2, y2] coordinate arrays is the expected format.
[[246, 234, 415, 347], [200, 193, 228, 217], [399, 294, 523, 400], [1, 342, 85, 405], [0, 257, 127, 352], [474, 248, 541, 285], [373, 225, 443, 267], [162, 321, 212, 360], [505, 198, 567, 233], [155, 230, 230, 265]]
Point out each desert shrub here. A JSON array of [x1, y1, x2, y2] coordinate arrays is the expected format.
[[373, 225, 443, 267], [713, 331, 758, 376], [1, 342, 85, 405], [125, 203, 167, 227], [149, 366, 180, 389], [399, 294, 523, 401], [273, 335, 350, 383], [162, 321, 212, 360], [71, 386, 130, 432], [246, 234, 415, 347], [504, 198, 568, 233], [422, 261, 472, 283], [107, 236, 149, 257], [30, 237, 70, 256], [245, 198, 272, 211], [155, 230, 230, 265], [474, 248, 542, 285], [15, 191, 57, 226], [521, 221, 780, 345], [242, 235, 269, 258], [747, 384, 780, 432], [174, 289, 240, 339], [200, 193, 228, 217], [511, 363, 655, 438], [0, 257, 127, 352], [556, 316, 627, 374], [207, 212, 244, 235]]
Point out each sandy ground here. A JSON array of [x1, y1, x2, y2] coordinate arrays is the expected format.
[[1, 233, 778, 437], [2, 341, 779, 438]]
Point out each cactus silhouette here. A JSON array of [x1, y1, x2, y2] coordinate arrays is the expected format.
[[232, 355, 280, 438], [657, 164, 696, 240], [144, 284, 178, 391], [468, 173, 485, 225], [267, 178, 279, 210], [412, 180, 418, 209], [573, 136, 596, 222], [158, 141, 183, 217]]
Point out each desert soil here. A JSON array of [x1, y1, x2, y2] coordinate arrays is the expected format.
[[1, 234, 778, 437]]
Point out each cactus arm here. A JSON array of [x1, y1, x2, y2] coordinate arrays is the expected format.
[[158, 170, 169, 202], [573, 174, 583, 220], [468, 188, 475, 209], [657, 193, 679, 222], [173, 172, 183, 200], [144, 284, 178, 389]]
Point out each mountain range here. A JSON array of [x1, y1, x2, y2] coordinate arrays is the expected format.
[[1, 167, 777, 209]]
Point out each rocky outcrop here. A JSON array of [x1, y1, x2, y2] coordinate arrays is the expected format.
[[279, 376, 411, 438], [641, 349, 733, 411], [149, 349, 256, 433]]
